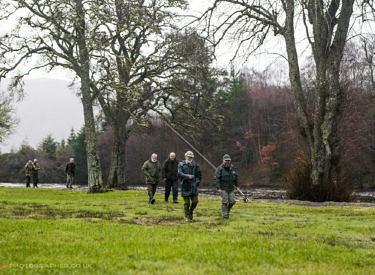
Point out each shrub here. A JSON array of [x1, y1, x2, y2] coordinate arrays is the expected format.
[[285, 161, 353, 202]]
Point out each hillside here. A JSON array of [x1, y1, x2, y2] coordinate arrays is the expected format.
[[0, 78, 83, 153]]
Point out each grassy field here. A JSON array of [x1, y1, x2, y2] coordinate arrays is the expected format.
[[0, 187, 374, 274]]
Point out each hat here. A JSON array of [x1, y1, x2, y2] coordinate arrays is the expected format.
[[223, 154, 231, 161], [185, 151, 194, 157]]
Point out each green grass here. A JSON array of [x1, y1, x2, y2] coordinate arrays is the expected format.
[[0, 187, 374, 274]]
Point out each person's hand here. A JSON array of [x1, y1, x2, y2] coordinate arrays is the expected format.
[[188, 175, 194, 179], [218, 189, 222, 194]]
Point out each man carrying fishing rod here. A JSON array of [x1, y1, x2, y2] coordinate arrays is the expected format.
[[215, 154, 240, 219], [164, 122, 247, 219]]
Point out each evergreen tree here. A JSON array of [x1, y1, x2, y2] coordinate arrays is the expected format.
[[41, 135, 57, 159]]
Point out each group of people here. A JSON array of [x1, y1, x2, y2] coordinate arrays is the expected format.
[[23, 151, 239, 221], [24, 158, 76, 189], [142, 151, 240, 221], [24, 159, 40, 188]]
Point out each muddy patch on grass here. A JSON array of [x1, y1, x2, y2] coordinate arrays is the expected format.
[[257, 230, 275, 236], [24, 203, 48, 208], [118, 216, 184, 226], [0, 203, 126, 221], [74, 211, 125, 220], [134, 211, 148, 216]]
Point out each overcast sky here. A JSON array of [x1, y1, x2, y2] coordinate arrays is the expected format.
[[0, 79, 84, 153], [0, 0, 369, 153]]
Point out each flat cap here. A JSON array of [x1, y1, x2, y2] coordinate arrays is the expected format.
[[223, 154, 231, 161]]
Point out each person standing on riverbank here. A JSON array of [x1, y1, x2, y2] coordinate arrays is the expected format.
[[215, 154, 240, 219], [178, 151, 202, 222], [32, 158, 40, 188], [24, 160, 33, 188], [65, 158, 76, 189], [142, 153, 161, 204]]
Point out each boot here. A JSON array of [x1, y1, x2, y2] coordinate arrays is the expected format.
[[148, 192, 153, 204], [222, 204, 229, 219]]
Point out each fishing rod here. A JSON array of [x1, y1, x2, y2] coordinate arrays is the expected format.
[[164, 121, 217, 170], [164, 120, 249, 202]]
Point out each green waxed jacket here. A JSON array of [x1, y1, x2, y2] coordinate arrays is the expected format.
[[141, 160, 161, 185], [178, 160, 202, 197], [215, 163, 239, 192], [32, 162, 40, 175], [24, 163, 33, 177]]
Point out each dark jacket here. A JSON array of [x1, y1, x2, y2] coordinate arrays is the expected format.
[[32, 162, 40, 175], [215, 163, 239, 192], [65, 163, 76, 176], [141, 160, 161, 185], [162, 158, 179, 181], [178, 160, 202, 197]]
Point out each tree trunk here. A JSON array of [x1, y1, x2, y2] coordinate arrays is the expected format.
[[283, 0, 314, 159], [75, 0, 104, 193], [81, 88, 105, 192], [95, 88, 131, 190], [310, 64, 341, 188], [107, 122, 128, 189], [283, 0, 354, 191], [309, 0, 354, 188]]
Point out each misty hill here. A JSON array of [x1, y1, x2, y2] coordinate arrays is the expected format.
[[0, 78, 84, 153]]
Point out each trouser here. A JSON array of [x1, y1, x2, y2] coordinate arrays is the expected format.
[[183, 195, 198, 219], [32, 174, 38, 188], [165, 179, 178, 202], [221, 190, 236, 218], [66, 174, 74, 188], [147, 184, 157, 201], [26, 176, 31, 188]]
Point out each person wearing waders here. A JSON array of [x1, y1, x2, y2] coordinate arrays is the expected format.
[[141, 153, 161, 204], [178, 151, 202, 222], [215, 154, 240, 219]]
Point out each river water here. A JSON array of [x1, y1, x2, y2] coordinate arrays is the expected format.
[[1, 182, 375, 206]]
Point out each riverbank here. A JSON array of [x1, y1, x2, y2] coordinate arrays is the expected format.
[[1, 182, 375, 206]]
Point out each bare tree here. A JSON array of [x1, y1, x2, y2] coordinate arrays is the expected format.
[[87, 1, 221, 189], [361, 36, 375, 91], [0, 0, 104, 192], [86, 0, 192, 189], [156, 30, 224, 140], [0, 89, 17, 143], [201, 0, 372, 193]]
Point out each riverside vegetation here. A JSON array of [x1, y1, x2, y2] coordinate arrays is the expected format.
[[0, 187, 374, 274]]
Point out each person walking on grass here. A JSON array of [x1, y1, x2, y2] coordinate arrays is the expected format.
[[162, 152, 179, 203], [215, 154, 240, 219], [142, 153, 161, 204], [24, 160, 33, 188], [65, 158, 76, 189], [32, 158, 40, 188], [178, 151, 202, 222]]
